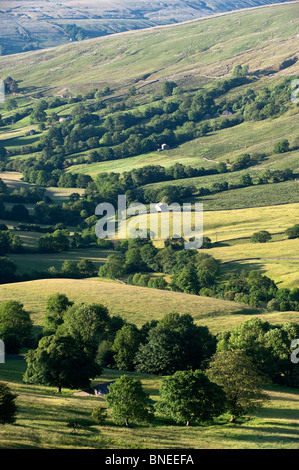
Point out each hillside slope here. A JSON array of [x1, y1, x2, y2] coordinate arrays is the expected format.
[[0, 0, 296, 55], [1, 277, 298, 335], [0, 2, 298, 94]]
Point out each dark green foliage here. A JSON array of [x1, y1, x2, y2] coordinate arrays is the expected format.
[[4, 77, 18, 94], [216, 318, 299, 386], [9, 204, 31, 222], [43, 293, 73, 335], [23, 334, 102, 393], [0, 382, 18, 425], [273, 139, 290, 154], [207, 349, 269, 418], [135, 312, 216, 375], [0, 230, 23, 255], [106, 376, 150, 427], [250, 230, 272, 243], [62, 24, 91, 42], [161, 81, 177, 97], [285, 224, 299, 239], [156, 370, 226, 425], [76, 259, 97, 278], [0, 300, 33, 352], [112, 324, 141, 371], [60, 302, 110, 357], [224, 270, 277, 304], [91, 405, 107, 425], [38, 230, 69, 253], [0, 257, 17, 284], [98, 253, 126, 279]]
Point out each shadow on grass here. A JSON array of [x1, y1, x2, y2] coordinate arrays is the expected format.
[[255, 407, 299, 421]]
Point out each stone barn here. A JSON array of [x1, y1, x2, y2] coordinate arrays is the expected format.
[[73, 381, 115, 398]]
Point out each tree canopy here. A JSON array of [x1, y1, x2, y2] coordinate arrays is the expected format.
[[207, 349, 269, 419], [106, 375, 150, 427], [156, 370, 226, 426], [23, 334, 101, 393]]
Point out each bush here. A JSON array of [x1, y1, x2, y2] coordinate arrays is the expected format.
[[273, 139, 290, 154], [285, 224, 299, 239], [250, 231, 272, 243], [267, 298, 280, 311], [0, 382, 18, 424], [91, 405, 107, 425]]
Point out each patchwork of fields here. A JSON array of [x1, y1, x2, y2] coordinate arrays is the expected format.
[[0, 1, 298, 450]]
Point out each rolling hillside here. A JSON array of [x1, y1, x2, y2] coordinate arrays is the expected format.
[[0, 0, 295, 55], [1, 276, 299, 335], [0, 4, 299, 451], [0, 2, 297, 331], [0, 2, 298, 94]]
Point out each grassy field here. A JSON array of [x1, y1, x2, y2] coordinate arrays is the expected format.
[[197, 180, 299, 210], [1, 358, 299, 449], [9, 248, 112, 274], [0, 277, 259, 332], [0, 171, 85, 203], [2, 201, 298, 287], [203, 238, 299, 289], [65, 109, 299, 177], [202, 203, 299, 240], [1, 277, 299, 337]]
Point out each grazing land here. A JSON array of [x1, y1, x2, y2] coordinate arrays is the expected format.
[[0, 1, 298, 450], [1, 358, 299, 449]]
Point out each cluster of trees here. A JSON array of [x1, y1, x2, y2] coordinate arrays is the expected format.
[[97, 347, 269, 427], [86, 164, 295, 211], [2, 74, 296, 201], [21, 297, 217, 388], [38, 229, 70, 253], [97, 236, 297, 311], [267, 287, 299, 313], [17, 293, 299, 427], [50, 258, 98, 279], [224, 77, 294, 121], [98, 237, 217, 289], [23, 296, 123, 392], [28, 198, 94, 227], [0, 300, 33, 353], [222, 270, 299, 311], [0, 229, 23, 255], [249, 224, 299, 244], [62, 24, 91, 42], [217, 317, 299, 387]]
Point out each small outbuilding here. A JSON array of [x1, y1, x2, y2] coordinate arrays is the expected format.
[[73, 381, 115, 398], [25, 129, 37, 136], [222, 110, 234, 117]]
